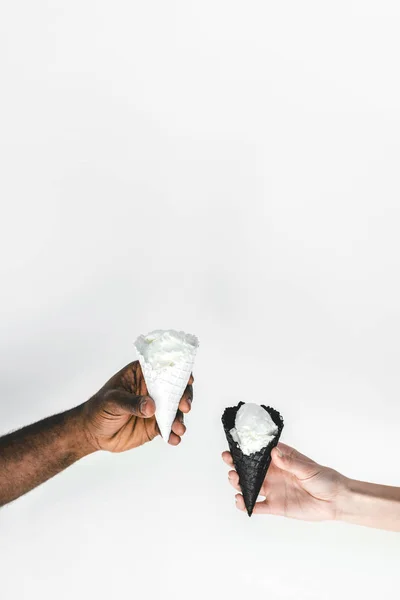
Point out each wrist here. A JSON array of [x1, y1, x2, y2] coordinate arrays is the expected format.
[[63, 405, 98, 459], [334, 476, 358, 523], [335, 476, 400, 530], [336, 477, 388, 524]]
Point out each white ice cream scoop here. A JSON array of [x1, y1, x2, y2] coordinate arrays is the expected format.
[[230, 403, 278, 456], [134, 330, 199, 441]]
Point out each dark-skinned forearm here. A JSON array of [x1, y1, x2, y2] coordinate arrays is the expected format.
[[0, 406, 95, 507]]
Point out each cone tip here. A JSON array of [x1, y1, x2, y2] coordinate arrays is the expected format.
[[158, 420, 173, 442], [246, 505, 254, 517], [159, 429, 171, 442]]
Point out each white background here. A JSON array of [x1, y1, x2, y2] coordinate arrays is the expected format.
[[1, 1, 400, 598]]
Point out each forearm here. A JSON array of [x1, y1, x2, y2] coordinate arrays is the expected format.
[[337, 477, 400, 532], [0, 406, 95, 507]]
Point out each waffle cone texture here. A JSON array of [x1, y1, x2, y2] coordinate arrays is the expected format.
[[134, 332, 198, 441], [222, 402, 284, 516]]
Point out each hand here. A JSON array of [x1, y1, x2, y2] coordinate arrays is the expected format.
[[222, 443, 346, 521], [81, 361, 194, 452]]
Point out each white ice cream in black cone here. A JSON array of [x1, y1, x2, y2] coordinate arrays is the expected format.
[[230, 403, 278, 455], [134, 330, 199, 441], [222, 402, 284, 516]]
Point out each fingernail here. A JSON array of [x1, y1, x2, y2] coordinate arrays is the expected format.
[[276, 447, 284, 458], [140, 397, 151, 416]]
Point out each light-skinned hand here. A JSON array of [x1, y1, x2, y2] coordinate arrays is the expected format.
[[222, 442, 345, 521]]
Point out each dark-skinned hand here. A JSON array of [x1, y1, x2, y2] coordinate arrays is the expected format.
[[81, 360, 194, 452]]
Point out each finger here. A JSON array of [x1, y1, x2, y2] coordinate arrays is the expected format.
[[168, 432, 181, 446], [106, 390, 155, 418], [222, 451, 234, 467], [235, 494, 246, 512], [171, 415, 186, 437], [179, 384, 193, 414], [272, 446, 318, 479], [252, 501, 272, 515], [228, 470, 241, 492], [276, 442, 316, 464], [188, 374, 194, 385]]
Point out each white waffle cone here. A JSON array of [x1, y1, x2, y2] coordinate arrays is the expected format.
[[134, 331, 198, 441]]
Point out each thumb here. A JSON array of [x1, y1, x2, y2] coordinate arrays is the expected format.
[[106, 390, 156, 418], [271, 445, 318, 480]]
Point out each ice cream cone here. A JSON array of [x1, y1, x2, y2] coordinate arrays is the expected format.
[[134, 330, 198, 441], [222, 402, 284, 516]]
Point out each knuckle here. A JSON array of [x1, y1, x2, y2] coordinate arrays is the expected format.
[[103, 389, 117, 403]]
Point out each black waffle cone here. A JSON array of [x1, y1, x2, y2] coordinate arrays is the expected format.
[[222, 402, 284, 517]]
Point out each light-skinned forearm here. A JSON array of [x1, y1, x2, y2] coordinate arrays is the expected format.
[[337, 477, 400, 532], [0, 407, 94, 507]]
